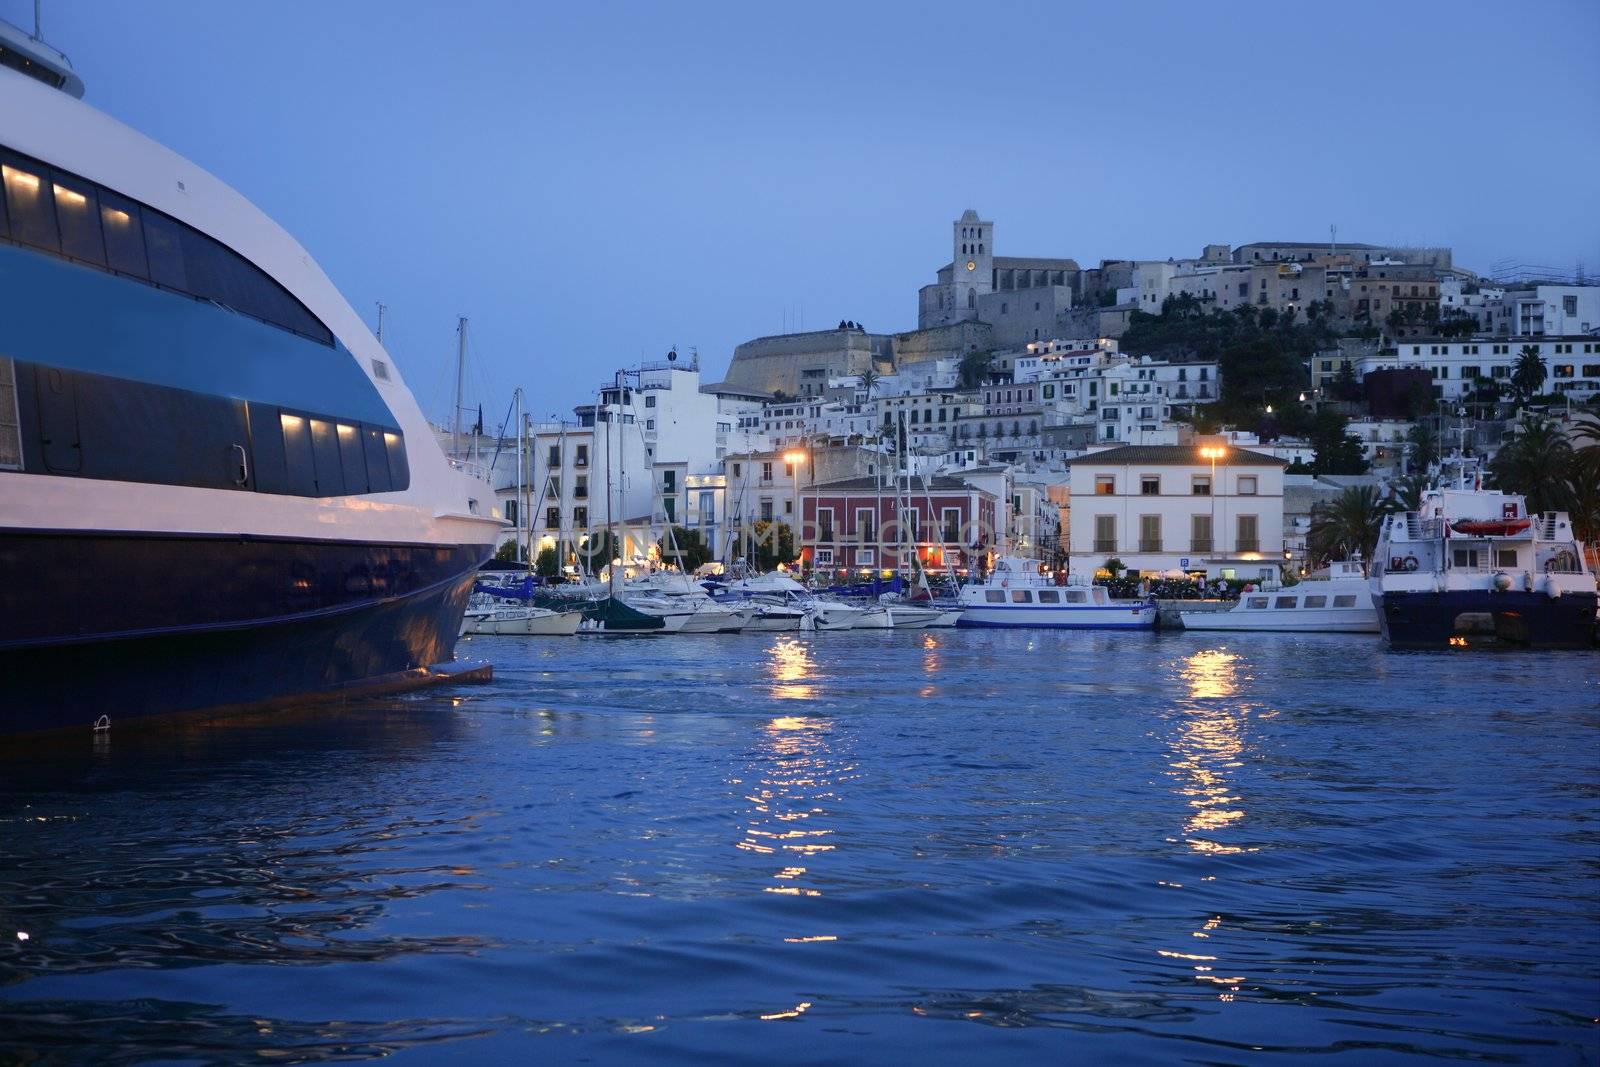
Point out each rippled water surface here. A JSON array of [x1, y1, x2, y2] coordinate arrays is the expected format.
[[2, 631, 1597, 1064]]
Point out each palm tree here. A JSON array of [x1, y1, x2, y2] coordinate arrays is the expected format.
[[1405, 421, 1438, 472], [1562, 446, 1600, 548], [858, 367, 880, 402], [1389, 473, 1429, 513], [1511, 345, 1546, 402], [1308, 485, 1391, 566], [1490, 416, 1573, 515]]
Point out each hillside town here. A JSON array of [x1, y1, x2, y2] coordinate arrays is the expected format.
[[444, 210, 1600, 586]]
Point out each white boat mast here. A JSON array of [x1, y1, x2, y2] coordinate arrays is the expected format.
[[453, 316, 468, 454]]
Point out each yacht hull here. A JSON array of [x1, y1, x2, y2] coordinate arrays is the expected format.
[[0, 530, 483, 735], [1181, 608, 1379, 633], [956, 603, 1157, 629], [1379, 590, 1598, 650]]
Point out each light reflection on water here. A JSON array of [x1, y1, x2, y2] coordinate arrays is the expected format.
[[1, 631, 1596, 1063]]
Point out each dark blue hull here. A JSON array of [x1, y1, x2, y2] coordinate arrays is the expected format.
[[1379, 589, 1599, 650], [0, 529, 487, 735]]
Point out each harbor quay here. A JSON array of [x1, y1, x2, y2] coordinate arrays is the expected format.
[[2, 4, 1598, 1065]]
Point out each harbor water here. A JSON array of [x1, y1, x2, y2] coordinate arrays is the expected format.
[[2, 631, 1597, 1064]]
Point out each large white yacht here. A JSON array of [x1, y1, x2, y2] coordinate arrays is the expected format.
[[0, 24, 502, 732], [1370, 479, 1596, 650]]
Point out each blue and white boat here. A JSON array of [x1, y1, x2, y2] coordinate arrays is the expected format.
[[0, 23, 501, 733], [956, 557, 1157, 629]]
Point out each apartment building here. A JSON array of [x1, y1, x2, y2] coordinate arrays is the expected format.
[[1067, 444, 1287, 580]]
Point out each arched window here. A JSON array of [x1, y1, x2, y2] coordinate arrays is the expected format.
[[967, 288, 976, 310], [979, 244, 984, 254]]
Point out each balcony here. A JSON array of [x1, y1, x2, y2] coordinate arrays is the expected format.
[[1190, 538, 1214, 553], [1093, 539, 1117, 552], [1138, 539, 1162, 552], [1236, 538, 1260, 552]]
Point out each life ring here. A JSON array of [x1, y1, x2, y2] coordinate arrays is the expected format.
[[1402, 555, 1420, 572]]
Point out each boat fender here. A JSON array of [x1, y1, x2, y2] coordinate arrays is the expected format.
[[1402, 555, 1420, 572], [1492, 570, 1512, 592]]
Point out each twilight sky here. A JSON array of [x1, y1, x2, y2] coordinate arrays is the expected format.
[[17, 0, 1600, 428]]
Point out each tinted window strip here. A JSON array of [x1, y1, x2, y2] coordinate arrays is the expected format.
[[0, 144, 333, 347]]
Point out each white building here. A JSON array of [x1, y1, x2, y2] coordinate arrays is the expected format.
[[1358, 335, 1600, 401], [1486, 285, 1599, 337], [1068, 443, 1287, 580], [503, 357, 771, 570]]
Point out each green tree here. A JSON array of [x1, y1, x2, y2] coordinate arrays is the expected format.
[[1511, 345, 1546, 401], [1218, 337, 1304, 416], [1307, 409, 1369, 474], [748, 520, 796, 572], [657, 525, 712, 571], [958, 349, 995, 389], [1405, 421, 1439, 471], [1103, 557, 1126, 577], [493, 539, 520, 563], [1490, 416, 1573, 515], [534, 545, 560, 578], [1309, 485, 1392, 566], [577, 530, 619, 574]]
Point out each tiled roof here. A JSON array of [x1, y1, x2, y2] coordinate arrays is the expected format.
[[1071, 445, 1287, 467], [807, 475, 993, 494]]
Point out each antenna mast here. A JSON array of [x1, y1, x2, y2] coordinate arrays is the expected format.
[[453, 316, 467, 453]]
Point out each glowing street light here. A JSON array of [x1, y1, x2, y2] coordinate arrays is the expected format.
[[783, 451, 806, 567], [1199, 445, 1227, 569]]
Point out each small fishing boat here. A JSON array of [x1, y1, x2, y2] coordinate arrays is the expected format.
[[1180, 560, 1378, 633], [957, 557, 1156, 629]]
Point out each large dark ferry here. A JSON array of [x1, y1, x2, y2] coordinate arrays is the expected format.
[[0, 21, 501, 733], [1370, 477, 1597, 650]]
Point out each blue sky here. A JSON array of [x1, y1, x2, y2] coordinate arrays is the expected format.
[[15, 0, 1600, 428]]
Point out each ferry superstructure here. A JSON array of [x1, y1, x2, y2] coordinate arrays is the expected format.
[[1371, 484, 1596, 650], [0, 26, 501, 732]]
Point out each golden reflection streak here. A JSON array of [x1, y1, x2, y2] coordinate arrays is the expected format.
[[766, 637, 816, 700], [760, 1002, 812, 1021]]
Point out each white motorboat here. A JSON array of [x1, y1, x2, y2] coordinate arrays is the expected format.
[[848, 604, 896, 629], [462, 606, 585, 636], [627, 573, 753, 633], [742, 603, 808, 632], [884, 601, 944, 629], [713, 572, 866, 630], [956, 557, 1157, 630], [1180, 561, 1378, 633]]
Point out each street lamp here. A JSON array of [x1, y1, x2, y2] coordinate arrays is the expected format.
[[783, 450, 806, 567], [1199, 445, 1227, 573]]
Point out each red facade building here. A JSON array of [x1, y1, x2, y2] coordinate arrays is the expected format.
[[798, 476, 998, 574]]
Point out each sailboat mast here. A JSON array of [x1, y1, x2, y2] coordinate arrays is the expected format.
[[605, 370, 618, 596], [453, 316, 467, 453], [515, 387, 526, 568]]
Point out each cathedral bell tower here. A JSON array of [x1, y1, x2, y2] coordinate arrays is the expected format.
[[952, 209, 993, 318]]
